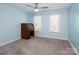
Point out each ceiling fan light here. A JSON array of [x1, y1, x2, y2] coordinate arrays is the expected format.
[[35, 8, 39, 12]]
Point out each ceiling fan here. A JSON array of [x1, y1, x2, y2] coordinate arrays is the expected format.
[[25, 3, 48, 12]]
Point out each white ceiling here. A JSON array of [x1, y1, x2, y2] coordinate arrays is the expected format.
[[7, 3, 71, 13]]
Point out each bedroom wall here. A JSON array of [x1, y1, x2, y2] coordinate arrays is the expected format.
[[69, 3, 79, 53], [0, 4, 29, 45], [32, 8, 68, 40]]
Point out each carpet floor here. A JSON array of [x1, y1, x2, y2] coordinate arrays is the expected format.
[[0, 37, 76, 55]]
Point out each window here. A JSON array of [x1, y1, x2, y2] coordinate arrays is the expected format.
[[49, 14, 60, 32], [34, 16, 41, 31]]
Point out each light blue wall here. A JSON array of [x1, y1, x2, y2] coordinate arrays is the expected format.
[[27, 13, 34, 23], [0, 4, 29, 44], [69, 3, 79, 53], [32, 9, 68, 40]]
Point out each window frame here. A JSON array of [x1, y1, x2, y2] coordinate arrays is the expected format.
[[33, 15, 42, 31], [49, 14, 60, 32]]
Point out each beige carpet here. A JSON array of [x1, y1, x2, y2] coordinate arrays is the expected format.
[[0, 37, 76, 55]]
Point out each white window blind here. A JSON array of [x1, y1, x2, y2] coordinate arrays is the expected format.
[[49, 14, 60, 32], [34, 16, 41, 31]]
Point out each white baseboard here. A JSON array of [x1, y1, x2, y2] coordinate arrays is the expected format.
[[68, 40, 79, 55], [0, 38, 20, 47], [35, 35, 68, 40]]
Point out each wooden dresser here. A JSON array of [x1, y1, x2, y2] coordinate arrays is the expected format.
[[21, 23, 34, 39]]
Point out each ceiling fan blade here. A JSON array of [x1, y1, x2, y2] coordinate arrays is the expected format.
[[25, 4, 35, 8], [39, 7, 48, 9]]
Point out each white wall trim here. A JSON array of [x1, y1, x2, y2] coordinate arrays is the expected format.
[[0, 38, 20, 47], [35, 35, 68, 40], [68, 39, 79, 55]]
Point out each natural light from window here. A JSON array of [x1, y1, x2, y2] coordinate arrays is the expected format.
[[49, 14, 60, 32], [34, 16, 41, 31]]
